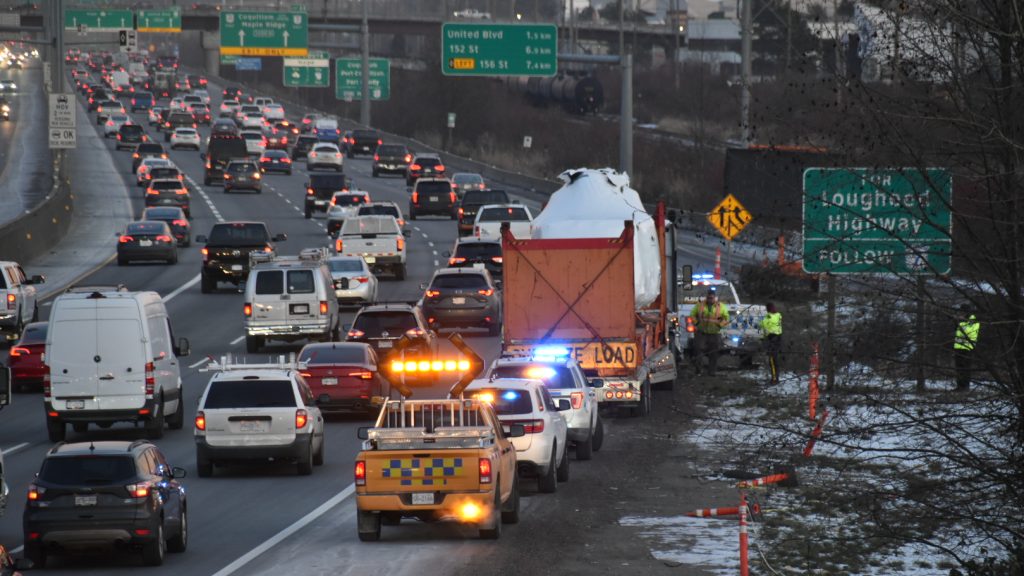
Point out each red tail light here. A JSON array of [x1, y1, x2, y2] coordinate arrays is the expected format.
[[144, 362, 155, 397], [411, 191, 419, 204], [355, 460, 366, 486], [9, 346, 30, 357], [118, 235, 134, 243], [410, 163, 421, 171], [307, 187, 315, 196], [449, 192, 457, 203], [478, 458, 492, 484], [156, 235, 173, 243], [509, 419, 545, 433], [335, 239, 343, 252], [478, 289, 493, 296], [172, 219, 188, 227], [373, 154, 379, 161], [425, 289, 440, 298], [436, 164, 446, 172], [243, 303, 252, 317], [346, 329, 365, 339], [449, 257, 466, 265], [396, 237, 405, 251], [570, 391, 584, 409], [458, 207, 464, 217], [349, 371, 373, 380], [295, 409, 309, 429], [405, 328, 426, 338], [355, 276, 369, 283], [126, 483, 150, 499], [404, 154, 412, 163], [28, 485, 44, 501], [319, 301, 329, 314], [195, 411, 206, 431], [145, 189, 159, 196]]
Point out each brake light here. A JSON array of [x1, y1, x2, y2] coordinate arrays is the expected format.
[[346, 329, 365, 338], [425, 290, 440, 298], [118, 235, 134, 243], [9, 346, 30, 357], [396, 236, 405, 251], [194, 411, 206, 430], [478, 458, 492, 484], [27, 485, 44, 501], [144, 362, 155, 397], [570, 391, 584, 409], [478, 289, 493, 296], [319, 301, 329, 314], [243, 303, 252, 317], [117, 134, 122, 140], [410, 163, 421, 171], [492, 256, 503, 263], [404, 154, 412, 163], [282, 157, 292, 163], [156, 235, 173, 243], [335, 153, 342, 159], [264, 246, 273, 253], [295, 409, 308, 429], [436, 164, 446, 172], [309, 152, 317, 158], [146, 189, 158, 195], [172, 219, 187, 227], [175, 189, 188, 195], [349, 371, 373, 380], [126, 483, 150, 499], [405, 328, 426, 338], [354, 276, 369, 283], [411, 191, 419, 204], [373, 154, 379, 161], [355, 461, 366, 486], [448, 257, 466, 265], [450, 191, 457, 203], [335, 238, 343, 252], [253, 173, 261, 180], [509, 419, 545, 433], [458, 207, 464, 217]]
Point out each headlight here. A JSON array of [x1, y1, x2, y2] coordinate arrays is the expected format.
[[1, 105, 9, 112]]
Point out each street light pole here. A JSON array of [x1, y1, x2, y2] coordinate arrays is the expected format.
[[359, 0, 371, 126]]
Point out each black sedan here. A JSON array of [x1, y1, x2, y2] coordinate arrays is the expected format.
[[258, 150, 293, 175], [117, 221, 178, 265], [141, 206, 191, 247]]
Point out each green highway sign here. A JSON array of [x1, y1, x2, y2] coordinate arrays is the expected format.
[[64, 9, 133, 32], [137, 8, 181, 33], [335, 59, 390, 101], [220, 54, 239, 65], [284, 58, 330, 87], [441, 23, 557, 76], [308, 50, 330, 59], [219, 11, 308, 57], [802, 168, 953, 274]]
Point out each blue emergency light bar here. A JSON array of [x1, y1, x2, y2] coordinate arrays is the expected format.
[[532, 346, 570, 359], [502, 390, 519, 401]]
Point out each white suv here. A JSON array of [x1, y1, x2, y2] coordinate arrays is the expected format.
[[465, 378, 570, 493], [488, 351, 603, 460], [195, 360, 325, 477]]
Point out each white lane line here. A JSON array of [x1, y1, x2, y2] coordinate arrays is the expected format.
[[284, 198, 292, 204], [433, 260, 439, 266], [188, 357, 211, 369], [413, 226, 420, 231], [432, 250, 438, 255], [185, 175, 225, 223], [428, 241, 434, 247], [230, 335, 245, 345], [163, 274, 200, 303], [212, 484, 355, 576], [3, 442, 29, 456]]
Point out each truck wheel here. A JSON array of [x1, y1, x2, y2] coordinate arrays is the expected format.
[[575, 428, 593, 461], [479, 485, 502, 539], [357, 510, 382, 542], [245, 335, 262, 354], [556, 443, 570, 482], [394, 264, 406, 281], [537, 446, 558, 493], [147, 396, 165, 439], [500, 475, 520, 524], [200, 273, 215, 294], [592, 417, 605, 452], [47, 418, 66, 442], [167, 397, 184, 430], [630, 380, 653, 417]]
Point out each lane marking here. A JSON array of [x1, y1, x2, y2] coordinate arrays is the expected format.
[[230, 335, 245, 345], [212, 484, 355, 576], [434, 260, 439, 266], [9, 546, 20, 555], [188, 357, 211, 369], [184, 175, 225, 223], [427, 241, 434, 247], [3, 442, 29, 457], [163, 274, 200, 303]]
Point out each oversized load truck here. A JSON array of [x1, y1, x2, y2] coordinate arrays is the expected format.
[[500, 168, 678, 416]]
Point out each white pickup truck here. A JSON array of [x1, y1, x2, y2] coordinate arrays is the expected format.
[[473, 204, 533, 239], [0, 261, 43, 341], [335, 215, 408, 280], [674, 274, 767, 368]]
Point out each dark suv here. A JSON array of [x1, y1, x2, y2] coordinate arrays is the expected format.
[[410, 178, 457, 220], [163, 111, 195, 141], [447, 237, 504, 280], [372, 143, 411, 177], [346, 303, 435, 357], [457, 189, 511, 235], [406, 153, 445, 185], [347, 129, 381, 158], [116, 124, 146, 151], [23, 440, 188, 568], [197, 221, 287, 293]]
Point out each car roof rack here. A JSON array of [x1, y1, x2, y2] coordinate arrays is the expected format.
[[199, 353, 306, 373], [66, 284, 128, 295], [365, 300, 419, 308]]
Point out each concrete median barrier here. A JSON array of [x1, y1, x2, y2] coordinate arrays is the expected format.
[[0, 153, 72, 263]]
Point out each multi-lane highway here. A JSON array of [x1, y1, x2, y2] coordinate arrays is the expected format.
[[0, 63, 52, 224]]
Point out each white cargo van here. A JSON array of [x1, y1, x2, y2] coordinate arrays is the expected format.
[[44, 286, 190, 442]]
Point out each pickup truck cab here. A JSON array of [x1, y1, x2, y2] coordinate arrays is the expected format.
[[326, 191, 372, 237], [334, 215, 407, 280], [355, 398, 523, 540], [457, 189, 511, 235], [304, 173, 350, 218], [0, 261, 43, 341], [473, 204, 533, 239], [675, 274, 767, 367], [197, 222, 287, 293]]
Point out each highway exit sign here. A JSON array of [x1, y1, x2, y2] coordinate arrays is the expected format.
[[442, 23, 557, 77], [335, 59, 390, 101], [802, 168, 953, 275], [137, 8, 181, 33], [219, 11, 308, 57], [284, 58, 330, 87], [64, 9, 133, 32]]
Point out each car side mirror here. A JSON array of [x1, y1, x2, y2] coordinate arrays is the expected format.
[[588, 378, 604, 388], [199, 153, 205, 160], [507, 424, 526, 438], [402, 230, 411, 237], [274, 233, 288, 242], [175, 337, 190, 357], [357, 426, 370, 440], [195, 235, 207, 243], [29, 274, 45, 285], [494, 279, 503, 290], [555, 399, 571, 411], [171, 466, 188, 479]]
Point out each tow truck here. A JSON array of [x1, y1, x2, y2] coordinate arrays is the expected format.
[[353, 334, 523, 541]]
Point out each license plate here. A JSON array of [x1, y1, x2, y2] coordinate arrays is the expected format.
[[239, 420, 269, 433], [429, 196, 439, 202], [452, 297, 466, 305], [66, 400, 85, 410], [412, 493, 434, 505], [378, 340, 393, 349], [315, 200, 327, 205], [139, 239, 152, 247], [291, 304, 309, 314], [322, 377, 338, 385], [75, 494, 97, 507], [364, 256, 376, 264], [231, 264, 243, 271]]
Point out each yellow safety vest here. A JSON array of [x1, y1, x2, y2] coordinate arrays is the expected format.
[[761, 312, 782, 336], [954, 315, 979, 351], [690, 302, 729, 335]]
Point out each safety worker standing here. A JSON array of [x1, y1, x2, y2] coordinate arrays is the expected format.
[[953, 306, 980, 390], [760, 302, 782, 385], [690, 289, 729, 376]]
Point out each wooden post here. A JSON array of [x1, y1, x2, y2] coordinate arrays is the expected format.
[[826, 274, 836, 389]]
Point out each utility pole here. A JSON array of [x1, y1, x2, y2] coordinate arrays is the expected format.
[[740, 0, 752, 144], [672, 0, 680, 90], [359, 0, 370, 126], [618, 0, 624, 57], [619, 53, 632, 177]]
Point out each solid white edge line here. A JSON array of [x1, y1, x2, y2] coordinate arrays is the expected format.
[[188, 357, 211, 369], [163, 274, 201, 303], [230, 335, 245, 345], [211, 484, 355, 576], [2, 442, 29, 456]]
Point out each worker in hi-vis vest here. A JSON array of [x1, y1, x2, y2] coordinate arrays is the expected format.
[[954, 305, 980, 390], [690, 289, 729, 376], [760, 302, 782, 385]]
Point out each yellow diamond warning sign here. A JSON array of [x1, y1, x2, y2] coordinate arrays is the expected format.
[[708, 194, 752, 241]]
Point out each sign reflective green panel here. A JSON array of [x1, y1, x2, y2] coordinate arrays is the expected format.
[[802, 168, 953, 274], [335, 59, 390, 101], [284, 58, 330, 87], [65, 9, 133, 32], [442, 23, 557, 76], [220, 11, 308, 57], [137, 8, 181, 33]]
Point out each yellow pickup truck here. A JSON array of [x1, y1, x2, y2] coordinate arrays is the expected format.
[[355, 398, 524, 541]]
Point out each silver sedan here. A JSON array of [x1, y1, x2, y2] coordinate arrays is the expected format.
[[327, 256, 378, 307]]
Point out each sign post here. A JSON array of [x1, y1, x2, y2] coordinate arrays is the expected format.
[[219, 11, 309, 57], [442, 23, 557, 76], [334, 58, 390, 101]]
